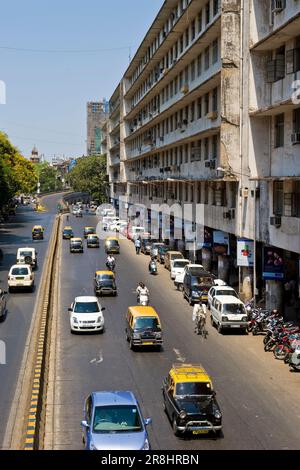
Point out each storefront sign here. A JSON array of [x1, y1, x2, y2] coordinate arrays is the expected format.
[[237, 239, 254, 267], [263, 246, 284, 280], [213, 230, 230, 255]]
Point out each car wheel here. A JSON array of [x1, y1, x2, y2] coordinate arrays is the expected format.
[[172, 416, 181, 437], [129, 338, 135, 351], [210, 315, 215, 327], [217, 323, 223, 334], [189, 297, 194, 306]]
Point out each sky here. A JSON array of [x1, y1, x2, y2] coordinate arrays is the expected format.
[[0, 0, 164, 161]]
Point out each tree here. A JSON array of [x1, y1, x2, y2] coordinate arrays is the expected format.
[[35, 162, 63, 193], [0, 132, 37, 208], [68, 155, 108, 203]]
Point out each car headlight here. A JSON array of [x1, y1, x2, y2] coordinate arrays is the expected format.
[[155, 332, 162, 339], [133, 333, 140, 339], [97, 316, 103, 323], [179, 410, 187, 420], [142, 438, 150, 450], [214, 410, 222, 419], [192, 291, 199, 296], [73, 317, 78, 324], [222, 316, 228, 322]]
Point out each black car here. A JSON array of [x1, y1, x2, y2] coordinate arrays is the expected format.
[[157, 245, 169, 264], [94, 271, 117, 296], [141, 238, 152, 255], [182, 269, 215, 306], [162, 364, 222, 437], [0, 289, 7, 321], [62, 227, 74, 239], [87, 234, 100, 248]]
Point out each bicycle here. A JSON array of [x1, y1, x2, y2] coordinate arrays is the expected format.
[[195, 316, 208, 339]]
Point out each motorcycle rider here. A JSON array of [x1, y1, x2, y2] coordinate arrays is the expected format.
[[148, 256, 157, 273], [192, 302, 207, 334], [136, 282, 149, 303], [106, 254, 115, 270]]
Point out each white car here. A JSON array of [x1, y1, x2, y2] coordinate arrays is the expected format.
[[8, 264, 34, 292], [210, 295, 248, 334], [69, 296, 105, 333], [16, 247, 37, 269], [170, 258, 190, 280], [174, 263, 204, 290], [207, 285, 239, 309]]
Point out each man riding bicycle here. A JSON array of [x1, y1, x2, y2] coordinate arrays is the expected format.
[[192, 303, 207, 335]]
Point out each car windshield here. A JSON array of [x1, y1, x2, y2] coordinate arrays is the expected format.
[[217, 290, 237, 297], [171, 254, 183, 260], [96, 274, 114, 281], [89, 235, 98, 240], [64, 229, 73, 234], [85, 228, 95, 233], [71, 241, 82, 246], [106, 240, 119, 246], [134, 317, 160, 331], [93, 405, 142, 433], [175, 382, 213, 396], [74, 302, 99, 313], [11, 267, 29, 275], [189, 267, 205, 276], [33, 228, 42, 233], [223, 304, 246, 315], [19, 251, 33, 257], [173, 261, 189, 268], [191, 276, 213, 287]]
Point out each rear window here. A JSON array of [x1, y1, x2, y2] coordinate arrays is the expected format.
[[173, 260, 189, 268], [74, 302, 99, 313], [19, 251, 33, 257], [217, 289, 238, 297], [11, 267, 30, 275], [223, 303, 246, 315], [170, 253, 183, 260]]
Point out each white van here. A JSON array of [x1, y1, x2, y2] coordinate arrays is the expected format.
[[210, 295, 248, 334], [129, 226, 145, 241]]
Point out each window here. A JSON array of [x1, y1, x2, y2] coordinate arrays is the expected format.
[[204, 137, 209, 160], [213, 0, 219, 16], [273, 181, 284, 216], [212, 134, 218, 159], [197, 97, 202, 119], [204, 46, 210, 70], [204, 93, 209, 114], [212, 39, 218, 64], [293, 108, 300, 134], [191, 60, 195, 81], [191, 19, 196, 40], [267, 46, 285, 82], [197, 54, 202, 76], [179, 35, 184, 53], [205, 2, 210, 25], [212, 88, 218, 112], [198, 11, 202, 33], [286, 48, 300, 74], [190, 102, 195, 122], [275, 113, 284, 148], [185, 28, 189, 48]]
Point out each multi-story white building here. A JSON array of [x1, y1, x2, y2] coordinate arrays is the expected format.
[[107, 0, 300, 313]]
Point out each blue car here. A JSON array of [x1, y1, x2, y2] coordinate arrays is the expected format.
[[81, 391, 152, 450]]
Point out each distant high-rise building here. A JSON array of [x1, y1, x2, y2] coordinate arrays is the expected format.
[[87, 101, 108, 156], [30, 145, 40, 164]]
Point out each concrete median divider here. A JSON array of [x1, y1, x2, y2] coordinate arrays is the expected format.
[[3, 214, 61, 450]]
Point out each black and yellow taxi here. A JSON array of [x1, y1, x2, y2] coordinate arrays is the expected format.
[[70, 237, 84, 253], [125, 306, 163, 350], [94, 270, 117, 296], [162, 363, 222, 437], [32, 225, 44, 240], [62, 226, 74, 239], [104, 236, 120, 254], [87, 233, 100, 248], [83, 226, 96, 239]]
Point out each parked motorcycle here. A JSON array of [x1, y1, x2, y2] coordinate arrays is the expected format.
[[286, 339, 300, 371]]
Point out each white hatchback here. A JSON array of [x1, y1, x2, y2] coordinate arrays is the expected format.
[[69, 296, 105, 333], [207, 285, 238, 309], [170, 258, 190, 280], [8, 264, 34, 292]]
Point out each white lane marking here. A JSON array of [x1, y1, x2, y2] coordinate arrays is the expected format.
[[90, 350, 103, 364], [173, 348, 186, 363]]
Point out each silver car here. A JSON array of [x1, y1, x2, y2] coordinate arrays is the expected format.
[[81, 391, 152, 450]]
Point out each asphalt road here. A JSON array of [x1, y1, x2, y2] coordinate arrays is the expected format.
[[51, 212, 300, 450], [0, 194, 62, 446]]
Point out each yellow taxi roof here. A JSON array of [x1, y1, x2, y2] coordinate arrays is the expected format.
[[95, 270, 114, 276], [128, 306, 159, 318], [70, 237, 82, 241], [63, 226, 73, 230], [105, 236, 118, 241], [32, 225, 43, 229], [84, 226, 95, 230], [87, 233, 98, 237], [170, 363, 212, 384]]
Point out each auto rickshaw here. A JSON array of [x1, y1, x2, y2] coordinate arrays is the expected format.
[[32, 225, 44, 240], [104, 236, 120, 254]]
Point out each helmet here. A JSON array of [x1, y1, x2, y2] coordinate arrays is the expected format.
[[139, 282, 145, 288]]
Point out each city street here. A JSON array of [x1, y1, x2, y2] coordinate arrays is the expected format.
[[49, 212, 300, 450], [0, 194, 62, 446]]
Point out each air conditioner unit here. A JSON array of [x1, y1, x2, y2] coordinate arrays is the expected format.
[[206, 111, 218, 120], [240, 187, 249, 198], [272, 0, 285, 13], [291, 132, 300, 144], [270, 216, 281, 227], [180, 84, 189, 94]]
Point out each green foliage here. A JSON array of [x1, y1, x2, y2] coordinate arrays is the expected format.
[[35, 162, 63, 193], [68, 155, 108, 203], [0, 132, 37, 208]]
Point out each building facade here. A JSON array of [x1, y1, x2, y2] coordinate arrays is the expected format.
[[87, 100, 108, 156], [107, 0, 300, 314]]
